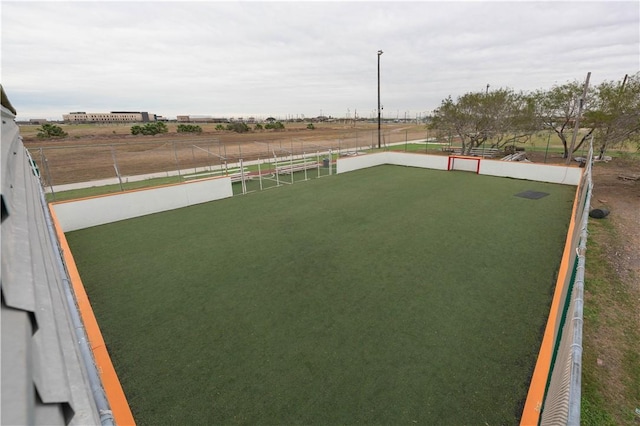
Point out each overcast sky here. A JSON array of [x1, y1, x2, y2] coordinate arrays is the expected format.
[[2, 1, 639, 120]]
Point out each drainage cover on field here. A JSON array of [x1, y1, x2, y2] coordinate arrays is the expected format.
[[515, 190, 550, 200]]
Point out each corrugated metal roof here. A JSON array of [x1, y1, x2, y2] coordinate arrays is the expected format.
[[1, 85, 104, 425]]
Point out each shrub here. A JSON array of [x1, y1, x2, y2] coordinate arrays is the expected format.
[[177, 124, 202, 133], [307, 123, 315, 130], [131, 122, 168, 135], [37, 123, 68, 138], [265, 121, 285, 131], [226, 122, 250, 133]]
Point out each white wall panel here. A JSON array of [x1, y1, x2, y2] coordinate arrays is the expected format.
[[54, 177, 232, 232], [337, 152, 581, 186], [480, 160, 582, 185], [385, 152, 449, 170], [336, 153, 387, 173]]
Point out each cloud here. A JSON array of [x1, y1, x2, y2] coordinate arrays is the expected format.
[[2, 1, 638, 120]]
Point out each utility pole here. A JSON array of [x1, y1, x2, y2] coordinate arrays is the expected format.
[[377, 50, 383, 149], [566, 72, 591, 164]]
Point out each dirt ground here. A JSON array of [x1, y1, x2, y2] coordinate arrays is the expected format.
[[584, 156, 640, 423], [590, 158, 640, 283], [23, 123, 429, 185]]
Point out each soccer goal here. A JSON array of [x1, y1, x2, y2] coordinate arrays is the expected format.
[[447, 155, 481, 173]]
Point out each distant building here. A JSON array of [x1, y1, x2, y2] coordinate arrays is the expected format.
[[177, 115, 229, 123], [62, 111, 157, 123], [29, 118, 48, 125]]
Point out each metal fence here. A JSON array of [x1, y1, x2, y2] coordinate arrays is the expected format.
[[522, 139, 593, 425], [31, 128, 434, 199], [540, 139, 592, 425]]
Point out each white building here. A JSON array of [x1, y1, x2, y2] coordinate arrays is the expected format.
[[63, 111, 157, 123]]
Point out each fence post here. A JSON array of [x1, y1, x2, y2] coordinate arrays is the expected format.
[[329, 149, 333, 175], [110, 145, 124, 192], [426, 130, 429, 153], [172, 141, 181, 177], [544, 133, 551, 163], [191, 145, 197, 173], [207, 141, 211, 171], [290, 152, 294, 185], [239, 158, 247, 194], [40, 148, 56, 200]]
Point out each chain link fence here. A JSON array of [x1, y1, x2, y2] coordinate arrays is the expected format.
[[31, 129, 436, 199], [522, 138, 593, 425]]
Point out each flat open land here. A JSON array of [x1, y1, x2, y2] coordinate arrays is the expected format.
[[22, 122, 430, 185], [66, 165, 576, 425]]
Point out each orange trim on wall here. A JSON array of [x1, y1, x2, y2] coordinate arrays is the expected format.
[[49, 205, 136, 426], [519, 177, 582, 426]]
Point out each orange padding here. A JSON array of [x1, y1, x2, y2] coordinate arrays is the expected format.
[[519, 176, 582, 425], [49, 205, 136, 426]]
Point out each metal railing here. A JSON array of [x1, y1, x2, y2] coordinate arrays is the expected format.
[[536, 139, 593, 425]]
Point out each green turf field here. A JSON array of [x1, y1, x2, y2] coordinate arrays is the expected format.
[[66, 165, 576, 425]]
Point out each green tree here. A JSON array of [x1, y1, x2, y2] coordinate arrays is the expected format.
[[37, 123, 68, 138], [531, 80, 596, 158], [429, 88, 535, 155], [587, 73, 640, 159], [254, 123, 263, 131]]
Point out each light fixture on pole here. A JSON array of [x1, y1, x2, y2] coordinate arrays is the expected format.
[[377, 50, 383, 149]]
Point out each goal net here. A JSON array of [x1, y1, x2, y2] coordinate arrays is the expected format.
[[447, 155, 480, 173]]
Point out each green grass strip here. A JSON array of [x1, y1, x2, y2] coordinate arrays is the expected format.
[[582, 220, 640, 425]]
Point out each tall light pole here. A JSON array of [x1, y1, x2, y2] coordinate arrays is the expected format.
[[377, 50, 383, 149]]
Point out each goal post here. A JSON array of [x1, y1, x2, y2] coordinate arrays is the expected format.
[[447, 155, 481, 174]]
